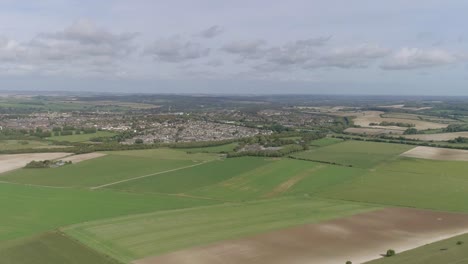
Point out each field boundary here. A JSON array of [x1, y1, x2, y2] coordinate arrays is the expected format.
[[90, 161, 213, 190]]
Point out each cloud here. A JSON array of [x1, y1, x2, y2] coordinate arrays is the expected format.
[[144, 36, 210, 62], [0, 20, 138, 76], [305, 44, 390, 69], [197, 25, 224, 38], [381, 48, 458, 70], [221, 40, 266, 59], [205, 59, 223, 67]]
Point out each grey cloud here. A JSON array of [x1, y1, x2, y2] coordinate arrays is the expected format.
[[197, 25, 224, 38], [221, 40, 266, 59], [144, 36, 210, 62], [306, 44, 390, 69], [205, 59, 223, 67], [381, 48, 458, 70], [0, 20, 138, 76]]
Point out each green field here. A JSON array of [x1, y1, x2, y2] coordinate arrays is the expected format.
[[47, 131, 116, 142], [3, 139, 468, 264], [0, 140, 61, 151], [106, 157, 273, 195], [0, 149, 218, 187], [0, 232, 120, 264], [64, 197, 379, 263], [0, 183, 216, 242], [321, 157, 468, 212], [181, 142, 238, 153], [309, 137, 344, 147], [291, 140, 412, 168], [366, 233, 468, 264]]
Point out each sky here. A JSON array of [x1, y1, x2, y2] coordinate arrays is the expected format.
[[1, 0, 468, 95]]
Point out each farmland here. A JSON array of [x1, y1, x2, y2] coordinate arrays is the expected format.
[[2, 138, 468, 264], [290, 140, 412, 168], [47, 131, 117, 142], [63, 197, 379, 262]]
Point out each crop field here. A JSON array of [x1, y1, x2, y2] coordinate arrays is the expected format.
[[0, 182, 216, 242], [63, 197, 379, 263], [366, 232, 468, 264], [0, 149, 218, 187], [136, 208, 468, 264], [47, 131, 117, 142], [322, 157, 468, 212], [0, 140, 61, 151], [181, 142, 238, 153], [351, 111, 448, 130], [0, 231, 120, 264], [291, 140, 412, 168], [3, 139, 468, 264], [309, 137, 343, 146]]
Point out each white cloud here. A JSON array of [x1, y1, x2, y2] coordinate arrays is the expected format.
[[381, 48, 458, 70], [144, 36, 210, 62], [197, 25, 224, 38]]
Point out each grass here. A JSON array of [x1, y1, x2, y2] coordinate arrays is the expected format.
[[106, 157, 273, 194], [0, 149, 218, 187], [366, 233, 468, 264], [0, 140, 60, 150], [63, 197, 380, 263], [0, 231, 121, 264], [291, 140, 412, 168], [0, 182, 217, 242], [190, 159, 332, 201], [309, 137, 344, 147], [47, 131, 116, 142], [322, 157, 468, 212], [181, 142, 238, 153]]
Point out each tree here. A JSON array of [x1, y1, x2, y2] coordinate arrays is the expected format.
[[134, 139, 144, 144], [386, 249, 396, 257], [346, 261, 352, 264]]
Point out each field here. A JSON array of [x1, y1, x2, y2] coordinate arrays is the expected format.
[[181, 143, 238, 153], [0, 232, 120, 264], [0, 183, 216, 242], [290, 140, 412, 168], [348, 111, 448, 130], [0, 149, 218, 187], [135, 208, 468, 264], [0, 140, 62, 150], [344, 127, 404, 135], [366, 232, 468, 264], [47, 131, 116, 142], [401, 146, 468, 161], [0, 152, 71, 174], [322, 157, 468, 212], [63, 198, 378, 263], [402, 131, 468, 141], [3, 139, 468, 264]]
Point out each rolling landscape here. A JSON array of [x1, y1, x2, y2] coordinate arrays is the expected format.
[[2, 1, 468, 263]]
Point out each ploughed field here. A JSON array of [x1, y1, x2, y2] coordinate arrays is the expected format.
[[2, 140, 468, 263]]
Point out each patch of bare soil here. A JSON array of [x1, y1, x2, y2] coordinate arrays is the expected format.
[[352, 111, 447, 130], [402, 132, 468, 141], [133, 208, 468, 264], [60, 152, 106, 163], [401, 146, 468, 161], [345, 127, 404, 135], [0, 152, 71, 174]]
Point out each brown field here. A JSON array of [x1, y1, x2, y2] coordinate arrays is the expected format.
[[133, 208, 468, 264], [345, 127, 404, 135], [402, 132, 468, 141], [378, 104, 433, 111], [401, 146, 468, 161], [60, 152, 106, 163], [351, 111, 447, 131], [0, 152, 71, 174]]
